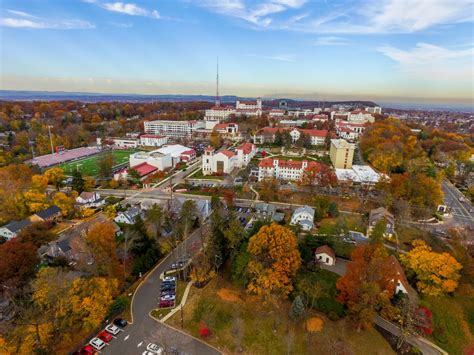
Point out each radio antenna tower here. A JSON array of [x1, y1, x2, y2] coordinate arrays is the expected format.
[[215, 57, 220, 107]]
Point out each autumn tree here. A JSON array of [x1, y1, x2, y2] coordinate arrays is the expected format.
[[52, 191, 77, 217], [98, 152, 115, 179], [247, 223, 301, 299], [44, 167, 65, 190], [209, 131, 222, 149], [177, 199, 198, 240], [17, 222, 56, 249], [0, 239, 39, 289], [259, 177, 280, 202], [145, 203, 163, 239], [336, 244, 398, 330], [31, 174, 49, 193], [400, 240, 462, 296], [86, 221, 122, 281], [0, 164, 34, 222]]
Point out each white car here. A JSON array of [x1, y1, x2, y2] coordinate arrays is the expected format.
[[164, 276, 176, 282], [89, 337, 106, 351], [161, 294, 176, 301], [146, 343, 165, 354], [105, 324, 121, 335]]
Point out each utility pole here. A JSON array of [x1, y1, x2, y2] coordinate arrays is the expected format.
[[215, 57, 220, 107], [47, 125, 54, 155]]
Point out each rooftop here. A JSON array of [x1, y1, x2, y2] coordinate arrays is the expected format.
[[331, 139, 355, 149]]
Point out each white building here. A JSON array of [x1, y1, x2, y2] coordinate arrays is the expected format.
[[76, 192, 104, 208], [290, 205, 315, 231], [144, 120, 204, 137], [204, 106, 236, 130], [258, 158, 322, 182], [236, 98, 262, 110], [253, 127, 329, 146], [365, 106, 382, 115], [202, 147, 237, 175], [139, 135, 168, 147], [114, 206, 142, 225], [335, 165, 383, 185], [348, 110, 375, 124], [129, 150, 173, 171], [269, 109, 285, 117], [235, 142, 256, 167], [315, 245, 336, 266], [336, 122, 366, 141], [110, 137, 139, 148], [155, 144, 195, 166], [0, 220, 32, 241], [213, 122, 239, 136]]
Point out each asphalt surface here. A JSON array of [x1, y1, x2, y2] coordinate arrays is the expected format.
[[101, 224, 220, 355], [441, 180, 474, 230]]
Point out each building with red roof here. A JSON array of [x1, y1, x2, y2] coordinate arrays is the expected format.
[[258, 157, 323, 182], [236, 142, 256, 167], [253, 127, 330, 146]]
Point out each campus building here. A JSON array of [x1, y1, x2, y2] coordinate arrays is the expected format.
[[330, 139, 355, 169], [258, 158, 322, 182], [253, 127, 329, 146], [143, 120, 205, 137], [201, 142, 256, 175]]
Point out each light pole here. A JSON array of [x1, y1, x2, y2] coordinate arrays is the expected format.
[[47, 125, 54, 155]]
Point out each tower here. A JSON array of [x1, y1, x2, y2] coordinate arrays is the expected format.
[[215, 57, 220, 107]]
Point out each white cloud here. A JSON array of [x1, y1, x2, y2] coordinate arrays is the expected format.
[[246, 53, 296, 62], [6, 10, 38, 18], [108, 22, 133, 28], [313, 36, 349, 46], [0, 16, 95, 29], [378, 42, 474, 80], [102, 2, 160, 19]]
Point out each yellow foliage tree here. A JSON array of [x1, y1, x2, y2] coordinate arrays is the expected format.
[[247, 223, 301, 299], [52, 191, 78, 217], [83, 176, 96, 191], [401, 240, 462, 296], [23, 190, 49, 213], [31, 174, 49, 193], [44, 167, 65, 189]]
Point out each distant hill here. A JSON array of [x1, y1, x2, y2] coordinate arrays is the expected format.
[[0, 90, 379, 108]]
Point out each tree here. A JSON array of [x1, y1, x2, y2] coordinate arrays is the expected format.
[[71, 170, 85, 193], [209, 131, 222, 149], [178, 199, 198, 240], [83, 176, 96, 191], [328, 202, 339, 218], [22, 190, 49, 213], [336, 244, 398, 330], [44, 167, 65, 190], [259, 177, 279, 202], [127, 168, 141, 185], [145, 203, 163, 239], [289, 295, 305, 321], [247, 224, 301, 299], [400, 240, 462, 296], [98, 152, 114, 179], [0, 164, 33, 223], [52, 191, 77, 217], [31, 174, 48, 193], [369, 219, 387, 244], [17, 222, 56, 249], [0, 239, 38, 289], [86, 221, 122, 280]]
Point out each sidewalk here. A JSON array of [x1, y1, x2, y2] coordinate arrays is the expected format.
[[160, 281, 193, 323]]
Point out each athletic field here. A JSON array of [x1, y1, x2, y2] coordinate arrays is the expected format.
[[60, 149, 136, 177]]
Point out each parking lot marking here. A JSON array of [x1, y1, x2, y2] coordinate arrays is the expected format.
[[124, 335, 130, 341], [137, 341, 143, 348]]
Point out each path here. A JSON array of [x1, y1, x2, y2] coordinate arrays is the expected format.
[[321, 258, 447, 355]]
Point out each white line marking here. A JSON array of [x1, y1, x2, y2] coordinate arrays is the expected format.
[[137, 341, 143, 348], [124, 335, 130, 341]]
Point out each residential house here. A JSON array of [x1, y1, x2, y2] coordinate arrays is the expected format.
[[388, 255, 409, 295], [114, 206, 142, 225], [290, 205, 315, 231], [30, 205, 62, 223], [255, 202, 276, 220], [368, 207, 395, 239], [0, 220, 32, 240], [315, 245, 336, 266], [76, 192, 105, 208]]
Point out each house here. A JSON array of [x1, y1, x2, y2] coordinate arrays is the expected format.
[[235, 142, 256, 167], [30, 205, 62, 223], [180, 149, 196, 162], [255, 202, 276, 219], [213, 122, 239, 136], [76, 192, 104, 208], [290, 205, 315, 231], [368, 207, 395, 239], [114, 206, 142, 225], [388, 255, 409, 295], [0, 220, 32, 240], [139, 134, 168, 147], [315, 245, 336, 266]]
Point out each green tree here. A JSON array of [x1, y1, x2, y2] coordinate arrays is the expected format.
[[71, 170, 85, 193], [98, 152, 114, 179], [369, 219, 387, 244], [178, 199, 198, 240], [328, 202, 339, 218], [289, 295, 305, 321], [145, 203, 163, 239]]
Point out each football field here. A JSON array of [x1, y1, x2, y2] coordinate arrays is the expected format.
[[60, 149, 136, 176]]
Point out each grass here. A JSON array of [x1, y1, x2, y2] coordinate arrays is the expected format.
[[167, 277, 394, 354], [60, 149, 137, 176], [150, 281, 187, 320], [189, 169, 225, 180], [419, 295, 474, 354], [272, 155, 308, 161]]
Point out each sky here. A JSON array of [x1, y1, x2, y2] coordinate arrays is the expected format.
[[0, 0, 473, 104]]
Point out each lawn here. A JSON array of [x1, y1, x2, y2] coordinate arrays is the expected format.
[[167, 277, 394, 354], [272, 155, 309, 161], [60, 149, 136, 176], [189, 169, 225, 180]]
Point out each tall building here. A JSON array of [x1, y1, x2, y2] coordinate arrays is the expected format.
[[143, 120, 204, 137], [365, 106, 382, 114], [330, 139, 355, 169]]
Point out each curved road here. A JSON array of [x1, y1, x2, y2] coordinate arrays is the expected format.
[[103, 224, 220, 355]]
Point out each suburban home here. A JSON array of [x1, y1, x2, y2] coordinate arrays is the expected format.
[[76, 192, 105, 208], [0, 220, 32, 240], [114, 206, 142, 225], [255, 202, 276, 219], [290, 205, 315, 231], [30, 205, 62, 223], [388, 255, 410, 295], [315, 245, 336, 266], [368, 207, 395, 239]]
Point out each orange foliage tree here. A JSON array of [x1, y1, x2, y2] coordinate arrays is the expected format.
[[247, 223, 301, 299]]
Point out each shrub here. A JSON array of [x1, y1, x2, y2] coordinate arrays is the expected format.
[[108, 296, 129, 316]]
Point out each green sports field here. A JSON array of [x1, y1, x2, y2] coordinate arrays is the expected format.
[[60, 149, 136, 177]]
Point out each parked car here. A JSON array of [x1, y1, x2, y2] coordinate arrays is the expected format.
[[159, 299, 175, 308], [164, 276, 176, 282], [105, 324, 121, 335], [89, 338, 106, 351], [160, 290, 176, 297], [147, 343, 165, 354], [161, 294, 176, 301], [97, 330, 113, 343], [113, 318, 128, 328], [77, 345, 97, 355]]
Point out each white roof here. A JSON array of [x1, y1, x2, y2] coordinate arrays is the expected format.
[[155, 144, 192, 158], [335, 165, 381, 184]]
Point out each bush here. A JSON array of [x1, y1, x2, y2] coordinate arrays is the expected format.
[[108, 296, 129, 316]]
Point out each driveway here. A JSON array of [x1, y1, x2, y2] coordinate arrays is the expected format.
[[102, 223, 221, 355]]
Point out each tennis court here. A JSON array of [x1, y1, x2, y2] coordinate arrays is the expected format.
[[60, 149, 136, 176]]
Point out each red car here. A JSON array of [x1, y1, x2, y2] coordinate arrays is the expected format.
[[159, 299, 174, 308], [80, 345, 97, 355], [97, 330, 113, 343]]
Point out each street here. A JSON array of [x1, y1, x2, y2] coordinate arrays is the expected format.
[[441, 180, 474, 231], [102, 223, 220, 355]]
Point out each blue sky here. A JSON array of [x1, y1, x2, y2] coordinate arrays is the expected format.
[[0, 0, 473, 103]]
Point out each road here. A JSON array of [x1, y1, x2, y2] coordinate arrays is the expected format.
[[102, 223, 220, 355], [321, 258, 447, 355], [441, 180, 474, 230]]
